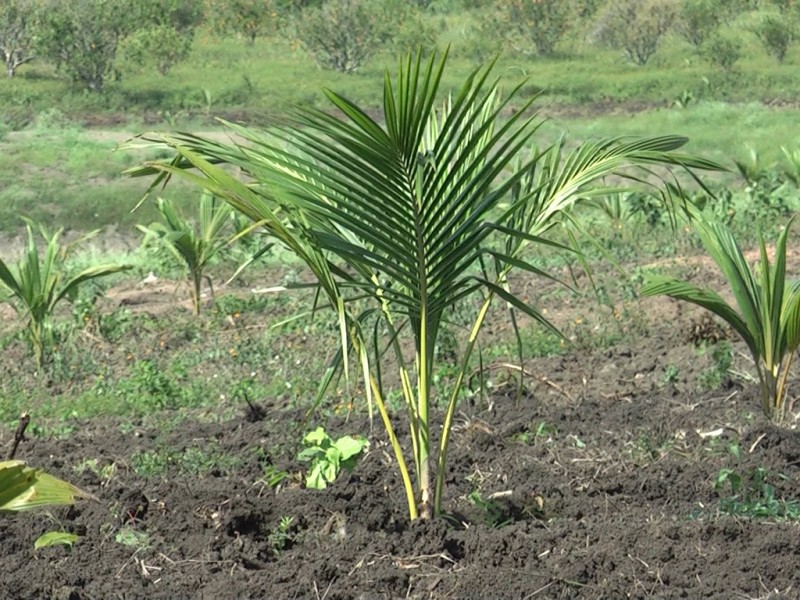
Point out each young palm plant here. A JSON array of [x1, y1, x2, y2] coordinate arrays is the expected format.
[[137, 192, 236, 314], [125, 52, 719, 519], [642, 210, 800, 424], [0, 220, 131, 368]]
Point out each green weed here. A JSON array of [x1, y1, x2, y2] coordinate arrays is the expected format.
[[697, 341, 734, 391], [130, 442, 241, 478], [268, 516, 295, 556], [467, 490, 512, 528], [715, 466, 800, 520]]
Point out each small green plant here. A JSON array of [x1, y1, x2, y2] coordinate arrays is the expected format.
[[262, 464, 291, 489], [512, 421, 557, 445], [642, 209, 800, 423], [589, 192, 639, 229], [115, 526, 150, 549], [268, 516, 295, 555], [662, 364, 680, 385], [715, 467, 800, 520], [781, 146, 800, 187], [73, 458, 117, 485], [137, 192, 236, 314], [467, 490, 511, 528], [0, 219, 130, 367], [697, 340, 733, 390], [298, 427, 368, 490], [130, 443, 241, 478]]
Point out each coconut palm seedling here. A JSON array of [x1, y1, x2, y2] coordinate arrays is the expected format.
[[125, 51, 719, 519], [642, 209, 800, 424], [0, 219, 131, 368], [137, 191, 238, 314]]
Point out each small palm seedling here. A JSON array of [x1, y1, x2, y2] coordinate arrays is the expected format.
[[0, 219, 131, 367], [137, 191, 237, 314], [642, 210, 800, 423], [587, 191, 640, 230], [125, 51, 720, 519], [781, 146, 800, 187]]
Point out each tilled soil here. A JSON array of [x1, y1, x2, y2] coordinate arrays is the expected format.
[[2, 314, 800, 600]]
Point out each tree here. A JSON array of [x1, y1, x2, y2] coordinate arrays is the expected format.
[[33, 0, 139, 91], [207, 0, 282, 45], [702, 29, 743, 71], [592, 0, 679, 66], [294, 0, 393, 73], [121, 0, 204, 75], [676, 0, 723, 48], [750, 9, 798, 62], [486, 0, 575, 56], [0, 0, 37, 77]]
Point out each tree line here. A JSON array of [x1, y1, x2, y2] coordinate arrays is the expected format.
[[0, 0, 797, 92]]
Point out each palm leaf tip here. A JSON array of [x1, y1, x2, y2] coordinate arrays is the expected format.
[[0, 460, 94, 512]]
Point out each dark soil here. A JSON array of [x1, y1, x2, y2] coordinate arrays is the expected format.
[[2, 309, 800, 600]]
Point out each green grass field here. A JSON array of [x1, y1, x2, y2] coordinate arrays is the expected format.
[[0, 5, 797, 235]]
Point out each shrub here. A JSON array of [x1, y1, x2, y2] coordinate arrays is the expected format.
[[750, 9, 798, 62], [119, 0, 204, 75], [293, 0, 392, 73], [702, 29, 743, 71], [0, 0, 37, 77], [592, 0, 679, 66], [33, 0, 138, 91], [676, 0, 723, 48], [485, 0, 575, 56], [206, 0, 283, 45]]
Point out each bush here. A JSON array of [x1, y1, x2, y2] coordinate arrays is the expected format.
[[702, 29, 743, 70], [387, 1, 442, 56], [592, 0, 679, 66], [33, 0, 138, 91], [120, 0, 204, 75], [676, 0, 722, 48], [293, 0, 393, 73], [750, 10, 798, 62], [206, 0, 283, 45], [486, 0, 575, 56]]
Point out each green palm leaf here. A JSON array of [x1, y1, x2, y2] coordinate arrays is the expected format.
[[0, 460, 92, 512]]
